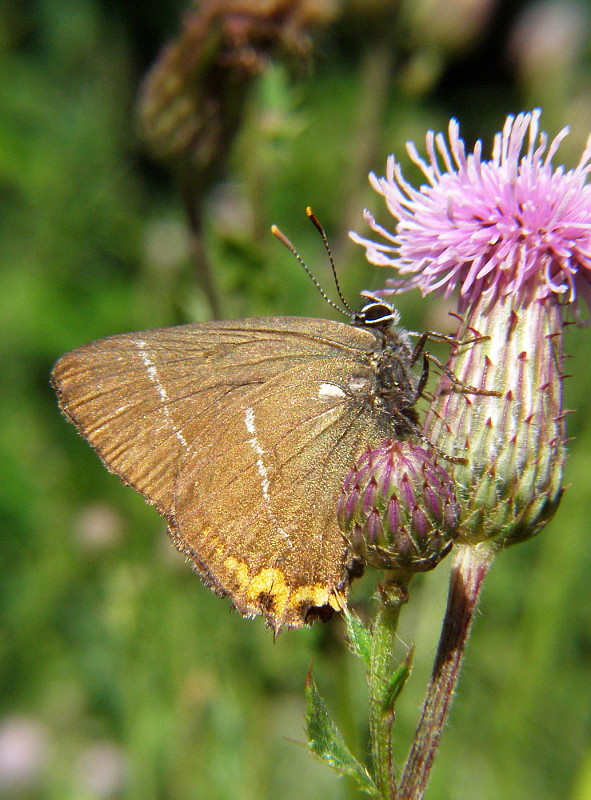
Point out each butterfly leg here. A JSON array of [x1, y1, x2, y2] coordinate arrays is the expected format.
[[425, 351, 500, 397], [416, 352, 430, 398], [409, 329, 487, 365], [410, 332, 498, 398]]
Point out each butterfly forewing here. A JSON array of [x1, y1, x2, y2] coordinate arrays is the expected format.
[[52, 317, 396, 631]]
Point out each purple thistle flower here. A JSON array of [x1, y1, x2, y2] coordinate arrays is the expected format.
[[351, 110, 571, 549], [351, 110, 591, 312]]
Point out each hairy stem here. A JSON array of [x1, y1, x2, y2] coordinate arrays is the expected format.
[[397, 544, 494, 800], [369, 573, 411, 799]]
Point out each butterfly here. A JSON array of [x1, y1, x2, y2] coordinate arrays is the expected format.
[[52, 291, 435, 633]]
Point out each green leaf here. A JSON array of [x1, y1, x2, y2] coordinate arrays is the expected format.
[[305, 669, 380, 797], [382, 647, 414, 714], [343, 607, 372, 666]]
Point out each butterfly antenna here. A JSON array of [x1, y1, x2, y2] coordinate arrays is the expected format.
[[305, 207, 355, 315], [271, 222, 346, 316]]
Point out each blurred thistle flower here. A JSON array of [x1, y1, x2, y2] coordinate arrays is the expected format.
[[508, 1, 588, 89], [351, 110, 584, 547], [76, 742, 127, 798], [401, 0, 496, 54], [0, 717, 49, 792], [73, 503, 124, 553], [337, 439, 459, 573]]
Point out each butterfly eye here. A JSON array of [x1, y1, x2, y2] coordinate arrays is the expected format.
[[358, 300, 397, 327]]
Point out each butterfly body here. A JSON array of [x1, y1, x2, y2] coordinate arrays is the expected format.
[[52, 309, 422, 632]]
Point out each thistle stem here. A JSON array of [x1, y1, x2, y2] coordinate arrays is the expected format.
[[369, 572, 411, 799], [397, 544, 494, 800]]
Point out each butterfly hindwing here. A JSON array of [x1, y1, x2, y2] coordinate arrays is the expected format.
[[52, 317, 397, 630]]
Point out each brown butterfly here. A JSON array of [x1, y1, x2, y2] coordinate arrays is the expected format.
[[52, 293, 433, 633]]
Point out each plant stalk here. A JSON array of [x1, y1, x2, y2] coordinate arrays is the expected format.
[[369, 572, 411, 799], [397, 544, 494, 800]]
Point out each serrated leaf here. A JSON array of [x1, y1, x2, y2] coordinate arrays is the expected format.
[[343, 607, 372, 666], [305, 669, 380, 797], [382, 647, 414, 714]]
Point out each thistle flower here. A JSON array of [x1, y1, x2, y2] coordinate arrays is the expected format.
[[351, 111, 583, 547], [351, 109, 591, 310], [337, 439, 459, 572]]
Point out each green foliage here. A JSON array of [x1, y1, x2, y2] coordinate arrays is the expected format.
[[305, 670, 379, 797], [3, 1, 591, 799], [343, 608, 372, 667], [382, 648, 413, 717]]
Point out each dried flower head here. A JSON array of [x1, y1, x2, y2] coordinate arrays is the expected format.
[[138, 0, 336, 167], [351, 110, 591, 313]]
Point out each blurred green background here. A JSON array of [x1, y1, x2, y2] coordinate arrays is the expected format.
[[3, 0, 591, 798]]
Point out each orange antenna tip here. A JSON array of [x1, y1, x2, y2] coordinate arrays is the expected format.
[[306, 208, 324, 235], [271, 224, 297, 254]]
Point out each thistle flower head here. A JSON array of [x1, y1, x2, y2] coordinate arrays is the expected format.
[[337, 440, 459, 572], [351, 110, 573, 549], [351, 110, 591, 312]]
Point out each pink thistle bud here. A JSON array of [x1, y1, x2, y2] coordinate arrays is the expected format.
[[337, 440, 459, 571]]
